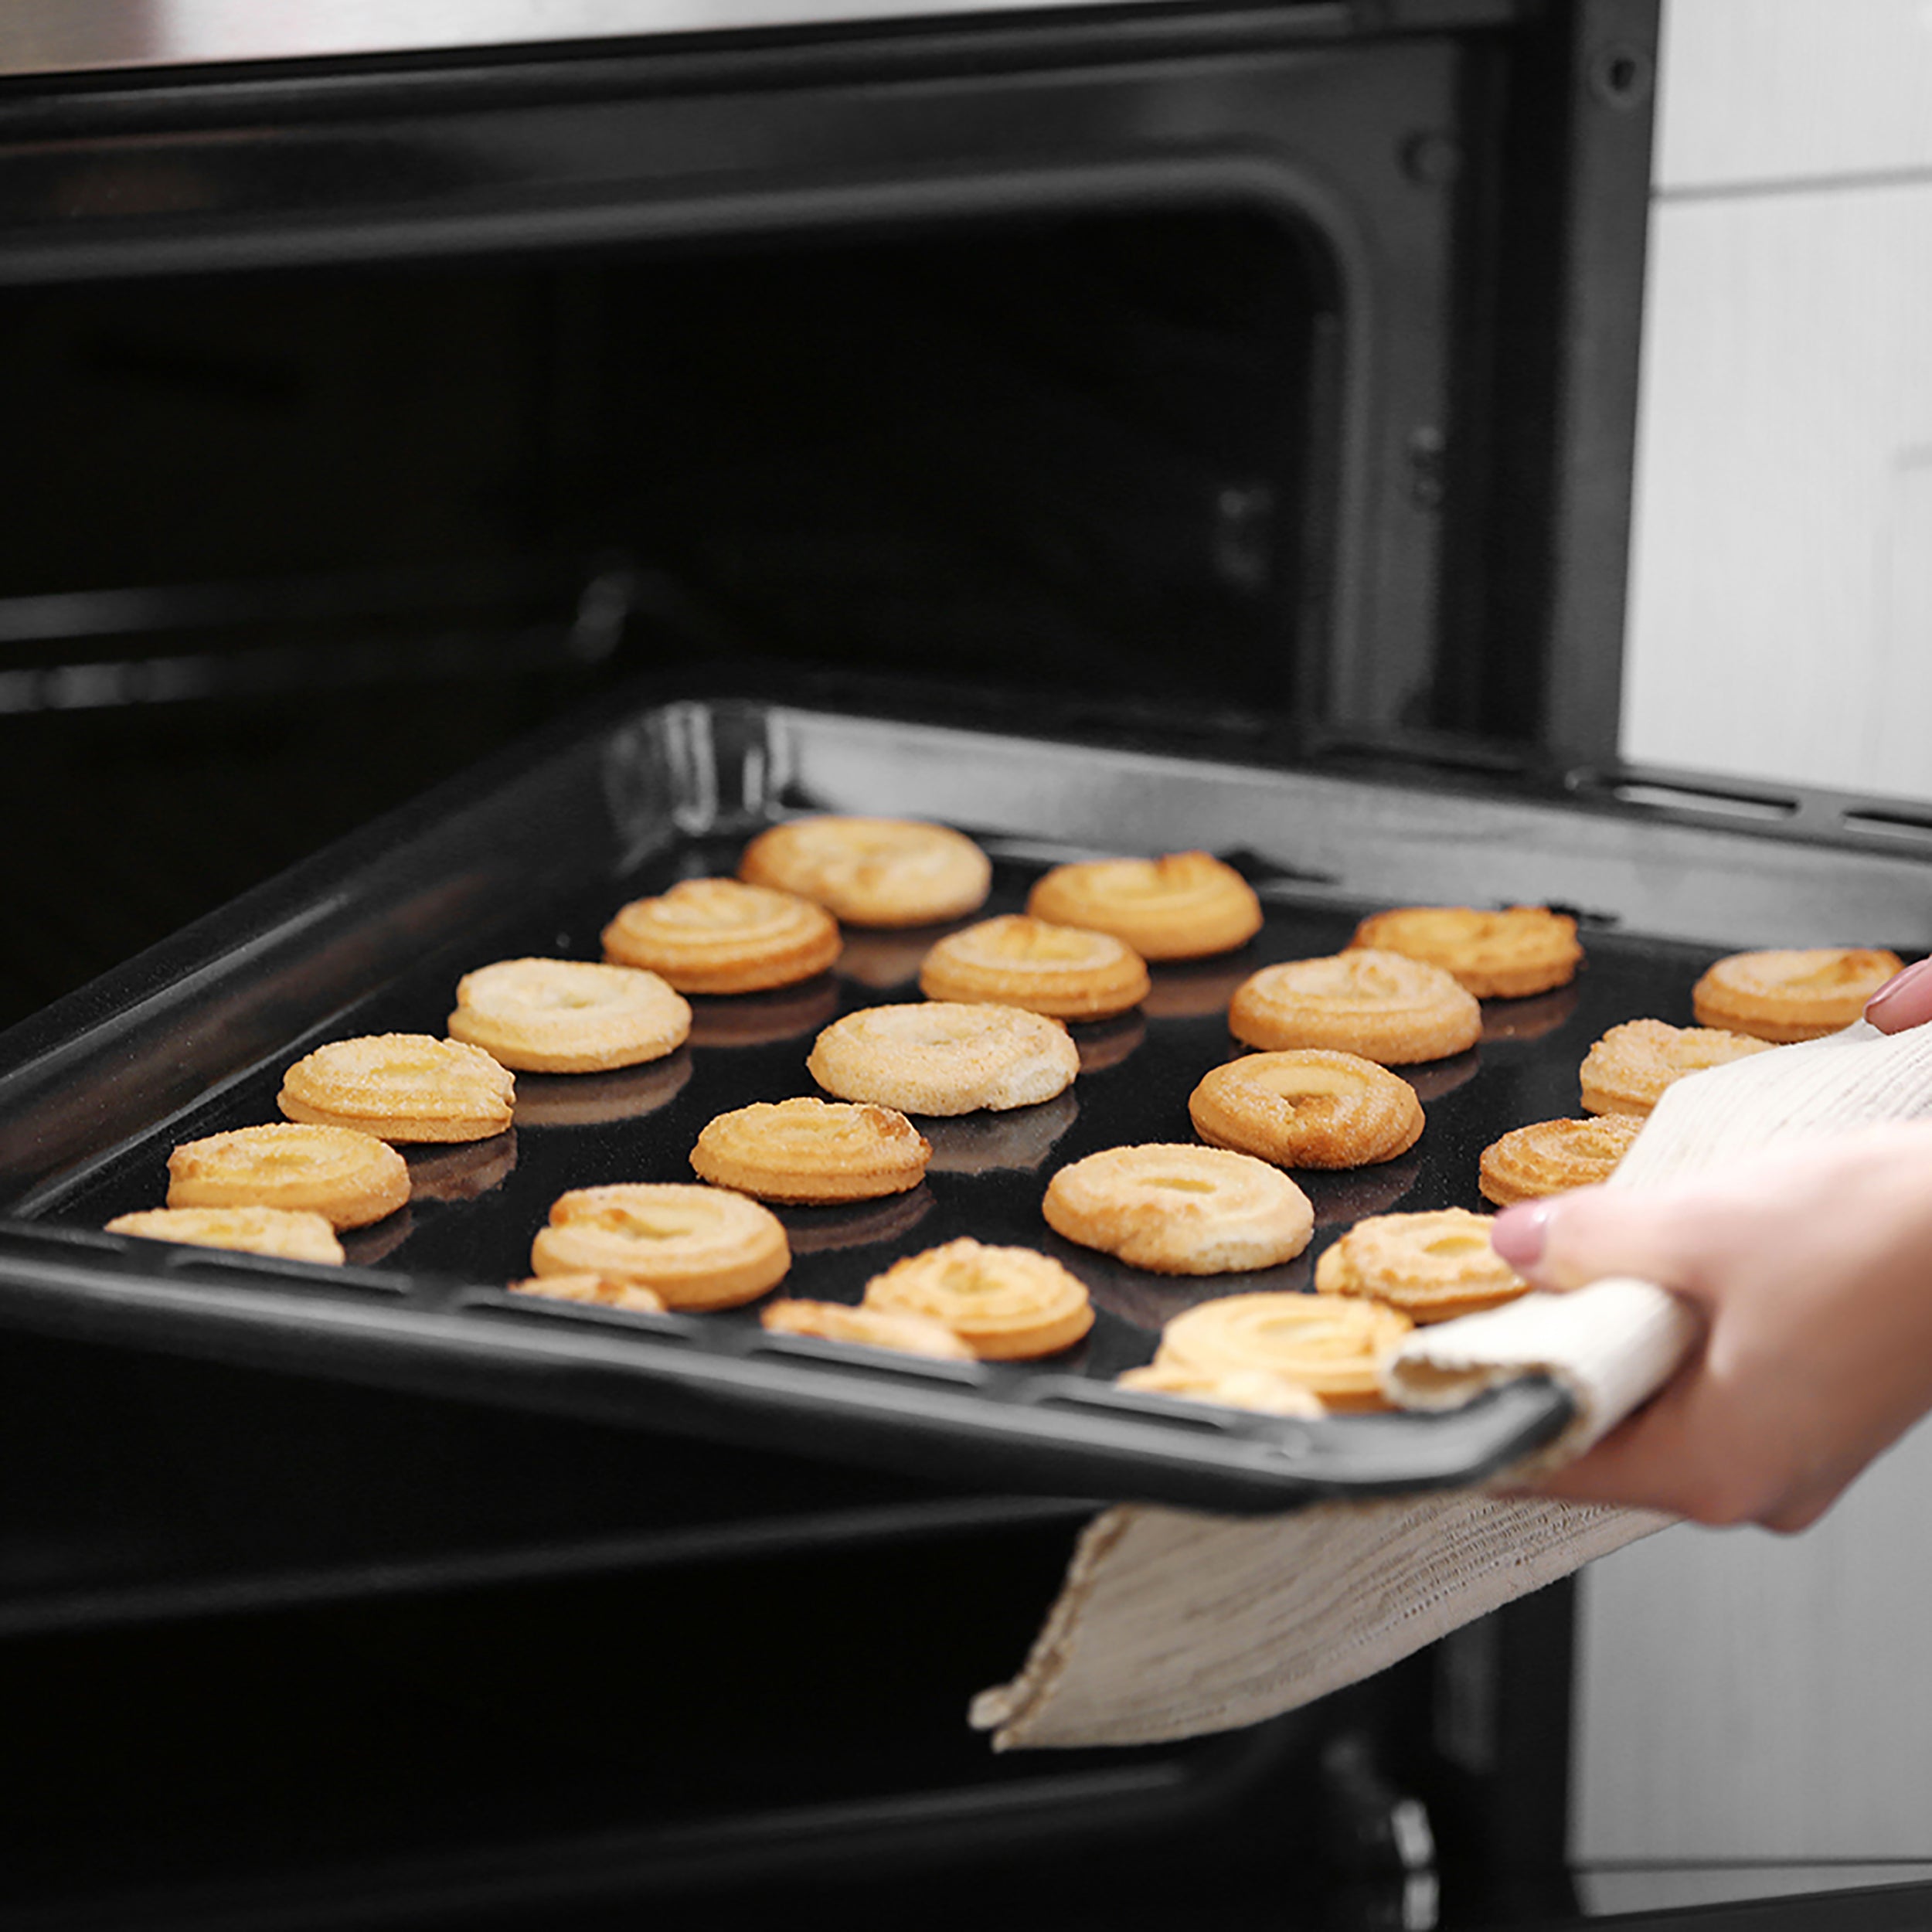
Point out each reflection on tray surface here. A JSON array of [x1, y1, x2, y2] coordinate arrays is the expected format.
[[685, 977, 841, 1048], [407, 1130, 518, 1202], [921, 1090, 1079, 1174], [776, 1185, 934, 1254], [512, 1053, 693, 1127]]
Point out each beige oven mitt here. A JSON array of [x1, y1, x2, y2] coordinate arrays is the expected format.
[[972, 1019, 1932, 1750]]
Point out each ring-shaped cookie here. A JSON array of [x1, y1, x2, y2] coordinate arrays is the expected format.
[[1188, 1050, 1424, 1169], [808, 1002, 1079, 1116], [107, 1205, 345, 1264], [1229, 950, 1481, 1066], [1152, 1291, 1412, 1409], [1042, 1142, 1315, 1275], [739, 817, 992, 927], [1025, 852, 1263, 961], [861, 1237, 1094, 1359], [529, 1183, 789, 1311], [760, 1298, 975, 1359], [690, 1098, 930, 1203], [1314, 1206, 1527, 1323], [167, 1122, 411, 1229], [1349, 905, 1582, 999], [1478, 1115, 1641, 1205], [917, 915, 1150, 1021], [280, 1035, 515, 1144], [1579, 1017, 1775, 1118], [447, 957, 692, 1073], [1691, 946, 1906, 1043], [601, 879, 841, 995]]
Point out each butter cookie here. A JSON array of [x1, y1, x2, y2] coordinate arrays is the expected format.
[[1113, 1361, 1326, 1417], [167, 1121, 410, 1229], [1189, 1049, 1423, 1169], [280, 1035, 515, 1144], [1042, 1143, 1315, 1275], [448, 957, 691, 1073], [739, 817, 992, 927], [1152, 1291, 1411, 1410], [508, 1271, 666, 1314], [808, 1002, 1078, 1115], [1314, 1206, 1526, 1323], [690, 1098, 930, 1203], [1478, 1115, 1641, 1206], [760, 1298, 975, 1359], [1026, 851, 1263, 961], [917, 914, 1150, 1021], [1692, 946, 1906, 1043], [107, 1205, 345, 1265], [1349, 904, 1582, 999], [601, 878, 840, 995], [529, 1183, 789, 1311], [1229, 950, 1481, 1065], [861, 1237, 1094, 1359], [1579, 1017, 1775, 1118]]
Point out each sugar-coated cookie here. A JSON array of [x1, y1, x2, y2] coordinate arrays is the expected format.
[[739, 817, 992, 927], [601, 878, 840, 994], [448, 957, 691, 1073], [279, 1034, 515, 1144], [807, 1002, 1078, 1115], [1026, 852, 1262, 961], [1189, 1049, 1423, 1169], [689, 1098, 930, 1203], [1229, 950, 1481, 1065], [1691, 947, 1906, 1043], [167, 1122, 410, 1229], [1349, 904, 1582, 999], [917, 915, 1149, 1021], [861, 1237, 1093, 1359]]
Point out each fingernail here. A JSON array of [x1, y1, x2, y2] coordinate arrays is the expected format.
[[1489, 1201, 1553, 1267], [1866, 956, 1932, 1018]]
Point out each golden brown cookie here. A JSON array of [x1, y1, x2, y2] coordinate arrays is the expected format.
[[107, 1205, 345, 1265], [1691, 947, 1906, 1043], [1579, 1017, 1776, 1118], [1042, 1143, 1315, 1275], [861, 1237, 1094, 1359], [1025, 852, 1263, 961], [279, 1035, 515, 1144], [917, 915, 1150, 1021], [1314, 1206, 1526, 1323], [689, 1098, 930, 1204], [759, 1298, 975, 1359], [529, 1183, 789, 1311], [739, 817, 992, 927], [1349, 904, 1582, 999], [1188, 1050, 1424, 1169], [447, 957, 692, 1074], [1113, 1362, 1326, 1417], [600, 879, 841, 995], [508, 1271, 666, 1314], [166, 1122, 411, 1229], [1228, 950, 1481, 1065], [807, 1002, 1079, 1115], [1152, 1291, 1412, 1410], [1478, 1115, 1642, 1206]]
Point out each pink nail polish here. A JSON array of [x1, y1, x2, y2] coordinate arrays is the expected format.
[[1866, 956, 1932, 1018], [1489, 1201, 1553, 1267]]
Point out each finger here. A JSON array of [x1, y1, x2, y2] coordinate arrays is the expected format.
[[1865, 957, 1932, 1033], [1488, 1185, 1742, 1305]]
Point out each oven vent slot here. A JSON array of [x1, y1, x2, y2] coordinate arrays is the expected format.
[[456, 1291, 704, 1342], [745, 1334, 988, 1386], [1600, 779, 1798, 822], [1842, 807, 1932, 844]]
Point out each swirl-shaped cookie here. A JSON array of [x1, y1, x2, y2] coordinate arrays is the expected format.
[[1314, 1206, 1527, 1322], [1188, 1049, 1424, 1169], [1478, 1115, 1641, 1205], [1229, 950, 1481, 1065], [1151, 1291, 1412, 1409], [1025, 851, 1263, 961], [739, 817, 992, 927], [279, 1035, 515, 1144], [1579, 1017, 1775, 1118], [1042, 1143, 1315, 1275], [529, 1183, 789, 1311], [760, 1298, 975, 1359], [167, 1122, 410, 1229], [107, 1205, 345, 1264], [689, 1098, 930, 1203], [861, 1237, 1094, 1359], [808, 1002, 1079, 1116], [447, 958, 691, 1073], [917, 915, 1150, 1022], [601, 878, 841, 995], [1691, 947, 1906, 1043], [1349, 904, 1582, 999]]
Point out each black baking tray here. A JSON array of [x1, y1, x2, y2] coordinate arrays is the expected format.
[[3, 690, 1927, 1512]]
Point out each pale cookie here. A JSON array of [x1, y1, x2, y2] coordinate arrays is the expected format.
[[690, 1098, 930, 1203], [1315, 1206, 1527, 1323], [1153, 1291, 1412, 1410], [167, 1121, 410, 1229], [1229, 950, 1481, 1065], [861, 1237, 1094, 1359], [529, 1183, 789, 1311], [107, 1206, 345, 1265], [1350, 904, 1582, 999], [807, 1002, 1078, 1116], [1579, 1017, 1775, 1118], [760, 1298, 975, 1360], [739, 816, 992, 927], [601, 878, 841, 995], [917, 915, 1150, 1022], [280, 1034, 515, 1144], [447, 957, 691, 1074], [1042, 1143, 1315, 1275], [1114, 1362, 1326, 1417], [1478, 1115, 1642, 1206], [1692, 946, 1906, 1043], [508, 1271, 665, 1314], [1026, 851, 1263, 961], [1189, 1049, 1424, 1169]]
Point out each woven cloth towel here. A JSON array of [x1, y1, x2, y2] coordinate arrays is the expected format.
[[972, 1019, 1932, 1750]]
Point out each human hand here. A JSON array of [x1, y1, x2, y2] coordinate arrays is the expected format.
[[1866, 956, 1932, 1033], [1492, 1122, 1932, 1531]]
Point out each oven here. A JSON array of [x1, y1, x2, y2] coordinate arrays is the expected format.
[[0, 5, 1676, 1927]]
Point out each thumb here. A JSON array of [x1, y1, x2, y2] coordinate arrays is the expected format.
[[1488, 1184, 1737, 1309], [1866, 957, 1932, 1034]]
